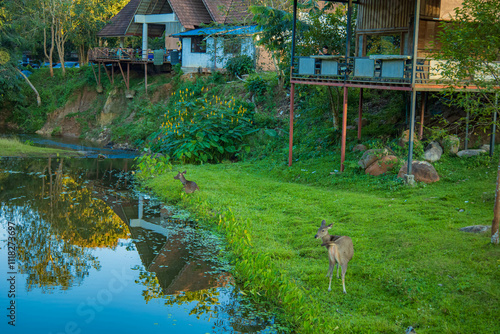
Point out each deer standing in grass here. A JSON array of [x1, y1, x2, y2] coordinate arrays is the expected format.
[[173, 171, 199, 193], [314, 220, 353, 293]]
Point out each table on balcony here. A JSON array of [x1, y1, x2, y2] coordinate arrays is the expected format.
[[369, 55, 411, 79]]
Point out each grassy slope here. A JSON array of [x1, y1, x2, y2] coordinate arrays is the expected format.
[[0, 138, 79, 157], [143, 151, 500, 334]]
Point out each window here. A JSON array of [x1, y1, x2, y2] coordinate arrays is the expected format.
[[366, 34, 401, 55], [223, 37, 241, 55], [191, 36, 206, 53]]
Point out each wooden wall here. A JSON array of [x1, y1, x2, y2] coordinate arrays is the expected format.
[[355, 0, 462, 56], [357, 0, 414, 33]]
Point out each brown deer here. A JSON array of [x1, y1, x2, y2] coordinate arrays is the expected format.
[[173, 171, 199, 193], [314, 220, 354, 293]]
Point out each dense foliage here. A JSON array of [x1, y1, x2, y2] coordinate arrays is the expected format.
[[148, 86, 257, 163]]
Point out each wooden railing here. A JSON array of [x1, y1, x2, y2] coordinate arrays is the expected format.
[[88, 47, 170, 64]]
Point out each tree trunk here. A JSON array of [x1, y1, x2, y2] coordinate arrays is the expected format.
[[16, 68, 41, 106], [43, 25, 55, 77], [54, 19, 66, 76], [78, 45, 88, 66], [492, 155, 500, 244], [326, 86, 340, 130]]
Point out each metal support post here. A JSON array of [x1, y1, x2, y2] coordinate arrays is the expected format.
[[289, 83, 295, 167]]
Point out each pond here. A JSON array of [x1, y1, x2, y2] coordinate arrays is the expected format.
[[0, 157, 277, 333]]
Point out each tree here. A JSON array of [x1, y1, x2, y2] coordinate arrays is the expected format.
[[251, 1, 355, 127], [0, 0, 40, 106], [434, 0, 500, 244]]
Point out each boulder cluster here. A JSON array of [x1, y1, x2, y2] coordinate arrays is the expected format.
[[354, 132, 490, 184]]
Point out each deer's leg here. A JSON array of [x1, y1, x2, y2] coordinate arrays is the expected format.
[[341, 264, 348, 294], [326, 264, 331, 277], [336, 262, 340, 279], [328, 270, 333, 292]]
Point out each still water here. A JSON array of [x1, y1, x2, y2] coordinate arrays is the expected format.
[[0, 157, 275, 334]]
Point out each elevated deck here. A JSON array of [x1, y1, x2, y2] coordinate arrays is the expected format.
[[291, 55, 499, 92], [87, 47, 177, 95], [88, 47, 173, 65]]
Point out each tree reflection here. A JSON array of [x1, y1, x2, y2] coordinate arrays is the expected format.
[[0, 157, 131, 291], [1, 206, 101, 291]]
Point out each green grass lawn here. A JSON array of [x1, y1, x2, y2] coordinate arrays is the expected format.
[[142, 151, 500, 333], [0, 138, 80, 157]]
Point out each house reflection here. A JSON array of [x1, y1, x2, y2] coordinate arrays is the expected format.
[[128, 195, 221, 296]]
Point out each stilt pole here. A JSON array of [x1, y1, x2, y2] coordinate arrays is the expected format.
[[341, 86, 348, 172], [145, 63, 148, 94], [358, 88, 363, 140], [406, 0, 421, 182], [288, 0, 298, 167], [419, 91, 427, 139], [289, 83, 295, 167], [491, 93, 498, 157], [465, 111, 469, 150]]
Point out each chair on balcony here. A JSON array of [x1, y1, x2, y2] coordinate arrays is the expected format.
[[298, 57, 316, 75], [353, 58, 375, 78]]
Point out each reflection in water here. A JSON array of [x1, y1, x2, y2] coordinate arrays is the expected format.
[[0, 157, 276, 333]]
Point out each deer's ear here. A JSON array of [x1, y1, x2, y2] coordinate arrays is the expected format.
[[182, 170, 187, 174], [320, 220, 326, 227], [327, 224, 333, 229]]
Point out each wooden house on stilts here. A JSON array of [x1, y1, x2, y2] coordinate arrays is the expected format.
[[288, 0, 498, 183]]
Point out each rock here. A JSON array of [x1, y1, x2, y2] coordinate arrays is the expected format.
[[125, 89, 136, 99], [358, 149, 389, 169], [460, 225, 490, 233], [442, 135, 460, 154], [100, 87, 128, 126], [354, 117, 368, 127], [406, 326, 417, 334], [353, 144, 368, 152], [113, 142, 134, 150], [97, 154, 107, 160], [397, 161, 440, 183], [365, 155, 398, 176], [456, 149, 487, 158], [480, 144, 490, 152], [424, 141, 443, 162], [399, 129, 419, 147]]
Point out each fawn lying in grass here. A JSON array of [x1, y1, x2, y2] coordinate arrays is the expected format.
[[314, 220, 353, 293]]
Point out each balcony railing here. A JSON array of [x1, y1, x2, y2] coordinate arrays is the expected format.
[[88, 47, 171, 64], [291, 55, 499, 88]]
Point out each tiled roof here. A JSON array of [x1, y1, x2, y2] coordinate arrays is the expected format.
[[98, 0, 252, 38], [97, 0, 141, 37], [167, 0, 212, 29], [202, 0, 252, 24]]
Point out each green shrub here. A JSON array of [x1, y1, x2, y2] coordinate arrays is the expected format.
[[246, 75, 267, 95], [134, 153, 172, 180], [149, 87, 257, 163], [225, 55, 255, 77]]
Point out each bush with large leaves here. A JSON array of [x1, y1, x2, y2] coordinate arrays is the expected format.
[[149, 87, 257, 163]]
